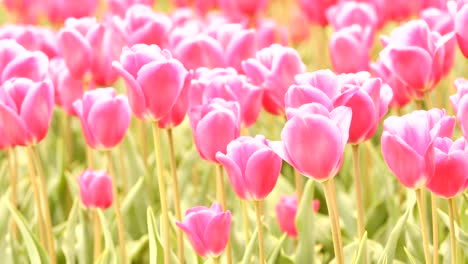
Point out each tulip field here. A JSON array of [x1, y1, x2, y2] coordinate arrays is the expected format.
[[1, 0, 468, 263]]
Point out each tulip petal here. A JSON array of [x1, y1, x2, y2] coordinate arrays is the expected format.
[[176, 221, 208, 257], [0, 102, 28, 146], [245, 149, 282, 200], [203, 212, 231, 257], [216, 152, 248, 199], [58, 29, 92, 79], [1, 52, 48, 83], [427, 152, 468, 198]]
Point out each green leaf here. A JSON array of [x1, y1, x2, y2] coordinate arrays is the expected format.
[[61, 199, 79, 264], [267, 234, 287, 264], [404, 247, 420, 264], [352, 231, 368, 264], [147, 207, 164, 264], [241, 227, 258, 264], [122, 177, 144, 213], [438, 209, 468, 255], [295, 179, 316, 264], [378, 205, 411, 264], [97, 209, 116, 263], [5, 200, 49, 263]]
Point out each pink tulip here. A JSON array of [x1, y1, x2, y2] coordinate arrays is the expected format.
[[116, 4, 172, 47], [450, 78, 468, 139], [218, 0, 269, 20], [192, 67, 263, 127], [288, 5, 311, 43], [172, 33, 225, 70], [326, 2, 378, 30], [216, 135, 282, 200], [455, 2, 468, 57], [0, 39, 49, 84], [3, 0, 43, 24], [378, 20, 454, 92], [275, 194, 320, 238], [172, 0, 218, 16], [381, 109, 455, 189], [46, 0, 98, 24], [48, 58, 84, 115], [255, 19, 288, 49], [176, 203, 231, 258], [188, 98, 241, 163], [157, 72, 192, 129], [57, 17, 127, 85], [108, 0, 155, 17], [73, 88, 132, 150], [242, 44, 306, 115], [77, 169, 113, 209], [0, 25, 57, 58], [426, 137, 468, 198], [0, 78, 54, 146], [273, 103, 352, 181], [298, 0, 338, 26], [112, 44, 189, 121], [329, 25, 373, 73]]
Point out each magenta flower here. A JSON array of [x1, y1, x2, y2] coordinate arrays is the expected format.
[[78, 169, 113, 209], [216, 135, 282, 200], [329, 25, 373, 74], [108, 0, 155, 17], [0, 78, 54, 146], [188, 98, 241, 163], [73, 88, 132, 150], [172, 33, 225, 70], [157, 72, 192, 129], [273, 103, 352, 181], [242, 44, 306, 115], [275, 194, 320, 238], [112, 44, 189, 121], [450, 78, 468, 140], [0, 25, 57, 58], [426, 137, 468, 198], [455, 2, 468, 57], [255, 19, 288, 49], [381, 109, 455, 189], [326, 1, 378, 30], [218, 0, 269, 19], [297, 0, 338, 26], [3, 0, 42, 24], [172, 0, 218, 16], [46, 0, 98, 24], [176, 203, 231, 258]]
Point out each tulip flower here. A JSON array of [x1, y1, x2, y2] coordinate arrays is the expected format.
[[455, 2, 468, 57], [108, 0, 155, 17], [326, 2, 378, 30], [3, 0, 42, 24], [48, 58, 84, 115], [157, 73, 192, 129], [275, 194, 320, 237], [218, 0, 269, 20], [112, 44, 189, 121], [329, 25, 373, 74], [298, 0, 338, 26], [450, 78, 468, 140], [0, 25, 57, 58], [274, 103, 351, 181], [58, 17, 127, 85], [176, 203, 232, 258], [77, 169, 113, 209], [73, 88, 132, 150], [288, 6, 311, 43], [172, 33, 225, 70], [188, 98, 241, 163], [172, 0, 218, 16], [242, 44, 306, 115], [216, 135, 282, 200], [381, 109, 455, 189], [116, 5, 172, 47], [255, 19, 288, 49], [46, 0, 98, 24], [378, 20, 454, 93], [426, 137, 468, 198], [0, 39, 49, 84], [0, 78, 54, 146]]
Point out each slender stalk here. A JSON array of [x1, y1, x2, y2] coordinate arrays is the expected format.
[[431, 194, 439, 264], [106, 151, 127, 263], [323, 179, 344, 264], [62, 112, 73, 165], [448, 198, 457, 264], [93, 209, 102, 261], [87, 146, 94, 169], [352, 145, 367, 263], [254, 200, 265, 264], [118, 145, 128, 194], [7, 149, 18, 239], [213, 257, 220, 264], [329, 178, 344, 254], [294, 170, 303, 202], [151, 123, 170, 264], [166, 128, 185, 263], [424, 91, 433, 109], [25, 147, 47, 254], [216, 164, 232, 264], [416, 188, 431, 264], [241, 200, 250, 243], [31, 146, 56, 264]]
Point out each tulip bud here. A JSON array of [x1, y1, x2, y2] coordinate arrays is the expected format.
[[176, 203, 231, 258], [216, 135, 282, 200], [73, 88, 132, 150], [326, 2, 378, 30], [77, 169, 113, 209], [275, 195, 320, 237]]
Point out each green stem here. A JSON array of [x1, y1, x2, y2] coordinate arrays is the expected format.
[[241, 200, 250, 243], [254, 200, 265, 264], [118, 145, 128, 194], [93, 209, 102, 261], [323, 179, 344, 264], [87, 146, 94, 169], [352, 145, 367, 264], [31, 146, 56, 264], [167, 128, 185, 264], [151, 123, 171, 264], [106, 151, 127, 263], [216, 165, 232, 264], [416, 189, 431, 264], [294, 169, 303, 202], [62, 112, 73, 165], [431, 194, 439, 264], [7, 149, 18, 240], [448, 198, 457, 264]]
